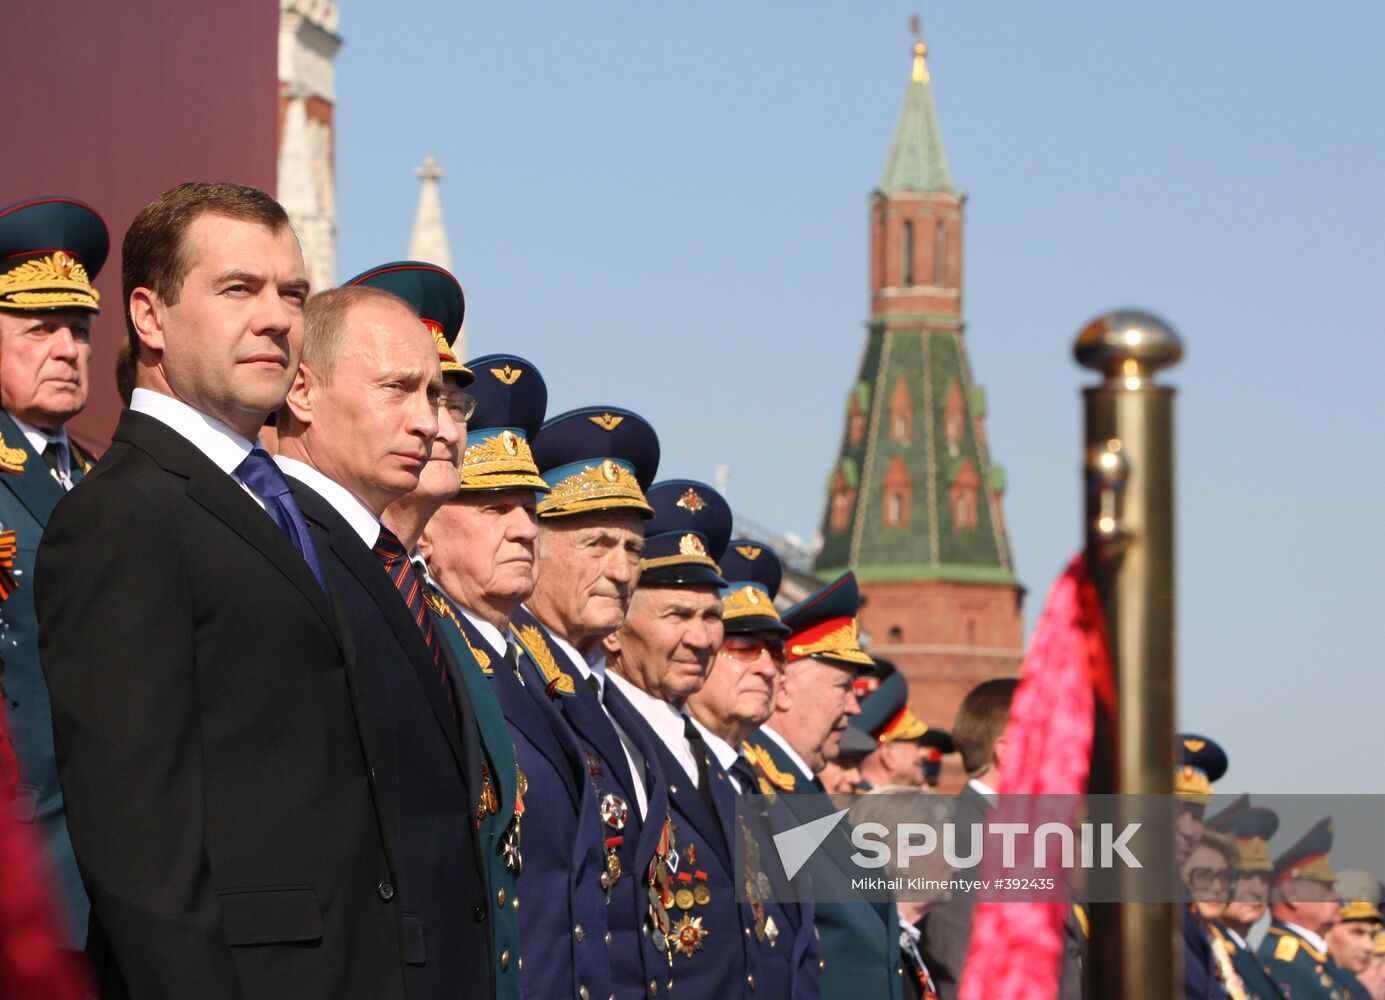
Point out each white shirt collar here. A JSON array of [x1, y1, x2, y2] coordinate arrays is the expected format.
[[274, 455, 379, 548], [693, 718, 739, 773], [606, 671, 700, 782], [11, 415, 70, 478], [1224, 926, 1248, 950], [1284, 921, 1329, 955], [759, 723, 815, 781], [967, 778, 999, 803], [458, 606, 510, 659], [130, 387, 256, 476]]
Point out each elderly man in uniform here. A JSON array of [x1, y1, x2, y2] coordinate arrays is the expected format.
[[854, 661, 932, 792], [1260, 818, 1350, 999], [602, 480, 766, 998], [742, 572, 907, 1000], [1326, 871, 1382, 998], [1206, 796, 1286, 999], [522, 406, 680, 998], [0, 197, 107, 948], [420, 354, 615, 1000], [685, 537, 820, 997], [1176, 735, 1233, 1000], [817, 725, 876, 796]]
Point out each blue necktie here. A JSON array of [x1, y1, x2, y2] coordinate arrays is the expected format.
[[234, 448, 328, 596]]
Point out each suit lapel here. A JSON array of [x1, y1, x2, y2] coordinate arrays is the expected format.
[[293, 481, 468, 775], [112, 410, 339, 641], [0, 409, 66, 524]]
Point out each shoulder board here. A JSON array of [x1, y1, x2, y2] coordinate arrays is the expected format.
[[510, 623, 576, 697], [1273, 934, 1299, 963], [741, 741, 796, 792], [0, 431, 27, 475], [423, 590, 492, 674], [1072, 903, 1089, 939]]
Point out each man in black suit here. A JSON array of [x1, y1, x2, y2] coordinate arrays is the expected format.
[[273, 281, 492, 1000], [35, 182, 406, 998]]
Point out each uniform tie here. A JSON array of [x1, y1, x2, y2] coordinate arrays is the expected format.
[[372, 527, 453, 716], [42, 440, 70, 489], [729, 755, 760, 796], [682, 715, 720, 820], [233, 448, 327, 594]]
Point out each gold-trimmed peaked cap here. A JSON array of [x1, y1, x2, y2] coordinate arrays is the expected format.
[[782, 571, 873, 672], [718, 538, 790, 636], [1174, 733, 1227, 804], [458, 353, 548, 492], [0, 197, 108, 313], [1272, 816, 1337, 888], [345, 260, 473, 385], [1206, 794, 1278, 873], [1334, 869, 1384, 925], [639, 480, 732, 588], [853, 658, 928, 742], [531, 406, 659, 519]]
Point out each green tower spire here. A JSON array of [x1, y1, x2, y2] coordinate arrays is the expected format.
[[878, 35, 954, 196]]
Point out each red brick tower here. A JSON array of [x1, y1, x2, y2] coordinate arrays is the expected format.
[[813, 32, 1024, 772]]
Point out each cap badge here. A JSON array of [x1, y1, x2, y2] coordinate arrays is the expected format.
[[1183, 738, 1206, 752], [734, 545, 762, 560], [679, 534, 707, 557], [490, 365, 522, 385], [500, 430, 520, 457], [676, 488, 706, 514], [590, 412, 624, 431], [600, 459, 620, 483]]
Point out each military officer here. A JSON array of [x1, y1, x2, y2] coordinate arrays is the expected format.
[[1326, 871, 1382, 998], [1178, 735, 1233, 1000], [343, 263, 524, 1000], [601, 484, 763, 998], [1260, 818, 1351, 999], [524, 407, 679, 999], [419, 352, 616, 1000], [853, 660, 932, 792], [1206, 796, 1286, 999], [0, 196, 107, 946], [742, 572, 905, 1000], [817, 725, 876, 796]]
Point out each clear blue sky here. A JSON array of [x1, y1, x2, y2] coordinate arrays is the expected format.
[[334, 3, 1385, 796]]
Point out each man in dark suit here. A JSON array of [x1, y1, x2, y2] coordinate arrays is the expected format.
[[0, 196, 108, 948], [273, 280, 493, 1000], [35, 182, 405, 998]]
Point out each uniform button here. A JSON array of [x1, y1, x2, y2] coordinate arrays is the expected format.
[[574, 923, 585, 942], [667, 978, 674, 991], [497, 888, 506, 906], [377, 881, 394, 901], [818, 960, 826, 972], [605, 931, 613, 948], [513, 896, 520, 910], [747, 973, 755, 989], [650, 980, 658, 996], [518, 956, 524, 973], [474, 905, 487, 922], [579, 988, 590, 1000], [743, 927, 751, 937], [670, 785, 678, 794], [500, 949, 509, 970]]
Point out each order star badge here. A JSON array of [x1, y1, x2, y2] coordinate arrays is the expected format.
[[669, 913, 707, 957]]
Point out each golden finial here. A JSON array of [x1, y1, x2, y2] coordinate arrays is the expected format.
[[910, 15, 929, 83]]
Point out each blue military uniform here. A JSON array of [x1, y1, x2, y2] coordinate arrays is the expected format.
[[524, 406, 683, 998], [1259, 818, 1352, 999], [718, 538, 819, 999], [1177, 734, 1232, 1000], [745, 572, 905, 1000], [603, 481, 762, 999], [349, 265, 526, 998], [0, 196, 108, 946]]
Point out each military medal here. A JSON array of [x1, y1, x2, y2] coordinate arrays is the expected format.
[[683, 842, 697, 867], [692, 884, 711, 906], [763, 915, 779, 946], [477, 764, 499, 820], [669, 914, 707, 957], [674, 888, 695, 910], [600, 792, 629, 831]]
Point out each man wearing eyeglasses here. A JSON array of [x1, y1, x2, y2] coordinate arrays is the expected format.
[[1207, 797, 1286, 999], [686, 538, 819, 999]]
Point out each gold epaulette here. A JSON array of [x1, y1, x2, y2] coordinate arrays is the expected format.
[[510, 623, 576, 697], [1272, 934, 1299, 963], [0, 432, 27, 475], [423, 590, 492, 674], [741, 741, 796, 792]]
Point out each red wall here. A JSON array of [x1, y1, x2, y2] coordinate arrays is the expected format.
[[0, 0, 281, 449]]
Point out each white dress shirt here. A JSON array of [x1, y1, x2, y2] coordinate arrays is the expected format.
[[274, 456, 379, 548], [13, 416, 74, 489], [691, 718, 741, 788], [458, 606, 516, 663], [758, 724, 816, 782], [607, 671, 700, 788], [967, 777, 999, 805], [130, 388, 263, 506]]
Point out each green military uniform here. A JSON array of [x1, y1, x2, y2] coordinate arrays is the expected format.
[[0, 196, 108, 947], [1258, 818, 1353, 999]]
